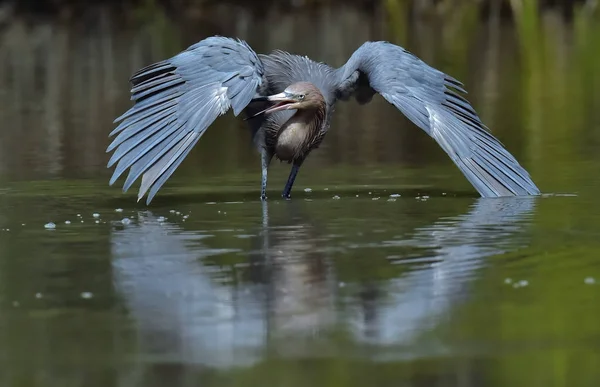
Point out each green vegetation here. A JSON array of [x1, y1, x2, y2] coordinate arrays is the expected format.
[[3, 0, 598, 19]]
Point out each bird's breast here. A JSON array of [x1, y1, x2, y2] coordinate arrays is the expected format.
[[275, 122, 310, 162]]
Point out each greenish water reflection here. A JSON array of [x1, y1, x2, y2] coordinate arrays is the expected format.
[[1, 176, 600, 386], [1, 2, 600, 386]]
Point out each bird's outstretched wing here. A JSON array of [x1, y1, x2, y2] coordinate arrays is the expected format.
[[337, 41, 540, 197], [107, 36, 266, 204]]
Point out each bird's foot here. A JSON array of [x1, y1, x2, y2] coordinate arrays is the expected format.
[[260, 194, 268, 201], [282, 193, 291, 200]]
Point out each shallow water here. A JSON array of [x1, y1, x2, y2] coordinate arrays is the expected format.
[[1, 3, 600, 387]]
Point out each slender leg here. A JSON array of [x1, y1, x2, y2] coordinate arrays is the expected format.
[[282, 162, 301, 199], [260, 151, 272, 200]]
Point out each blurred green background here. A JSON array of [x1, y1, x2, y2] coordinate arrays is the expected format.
[[1, 1, 600, 387]]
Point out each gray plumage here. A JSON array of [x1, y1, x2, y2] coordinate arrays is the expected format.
[[107, 36, 540, 204]]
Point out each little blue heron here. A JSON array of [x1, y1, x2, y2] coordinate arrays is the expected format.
[[106, 36, 540, 203]]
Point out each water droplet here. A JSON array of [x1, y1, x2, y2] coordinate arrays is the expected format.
[[115, 208, 123, 213], [64, 220, 71, 225], [35, 293, 43, 299], [44, 222, 56, 230], [512, 280, 529, 288], [372, 197, 380, 200], [80, 292, 93, 299], [332, 195, 341, 200], [504, 278, 512, 284], [95, 220, 100, 224], [92, 213, 100, 218], [304, 188, 312, 192], [584, 277, 596, 285], [389, 194, 401, 198], [338, 282, 346, 288], [157, 216, 166, 222], [170, 210, 176, 213], [12, 301, 19, 307], [121, 218, 131, 225]]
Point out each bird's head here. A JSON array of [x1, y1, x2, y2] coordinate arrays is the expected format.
[[247, 82, 325, 118]]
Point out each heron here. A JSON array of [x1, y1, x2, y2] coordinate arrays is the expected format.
[[106, 36, 541, 204]]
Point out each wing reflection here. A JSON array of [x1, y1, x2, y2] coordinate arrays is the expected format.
[[111, 197, 536, 370], [111, 211, 268, 368], [347, 197, 537, 352]]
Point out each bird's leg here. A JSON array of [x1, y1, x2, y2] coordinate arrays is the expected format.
[[260, 151, 272, 200], [282, 162, 302, 199]]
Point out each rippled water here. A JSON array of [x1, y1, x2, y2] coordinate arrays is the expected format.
[[1, 3, 600, 386]]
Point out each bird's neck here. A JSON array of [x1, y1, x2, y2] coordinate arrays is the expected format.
[[275, 103, 326, 161], [290, 102, 326, 134]]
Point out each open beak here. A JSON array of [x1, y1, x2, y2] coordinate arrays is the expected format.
[[245, 92, 296, 120]]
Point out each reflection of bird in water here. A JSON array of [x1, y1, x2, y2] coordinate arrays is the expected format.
[[247, 202, 336, 351], [106, 36, 540, 204], [110, 197, 536, 371]]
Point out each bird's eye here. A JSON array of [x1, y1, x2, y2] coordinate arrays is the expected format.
[[298, 95, 305, 100]]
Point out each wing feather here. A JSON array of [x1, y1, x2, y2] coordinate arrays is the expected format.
[[107, 36, 266, 203], [338, 41, 540, 197]]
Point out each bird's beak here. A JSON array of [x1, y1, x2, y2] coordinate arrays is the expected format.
[[245, 92, 296, 120]]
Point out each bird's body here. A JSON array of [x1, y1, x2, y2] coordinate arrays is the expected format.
[[107, 36, 540, 203]]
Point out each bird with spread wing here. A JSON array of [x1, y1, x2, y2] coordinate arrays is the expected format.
[[106, 36, 540, 204]]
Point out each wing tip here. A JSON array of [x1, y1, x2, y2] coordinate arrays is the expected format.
[[461, 156, 541, 198]]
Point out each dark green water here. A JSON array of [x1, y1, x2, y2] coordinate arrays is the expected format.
[[1, 3, 600, 386]]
